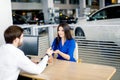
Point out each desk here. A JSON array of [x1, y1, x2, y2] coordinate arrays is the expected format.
[[20, 59, 116, 80]]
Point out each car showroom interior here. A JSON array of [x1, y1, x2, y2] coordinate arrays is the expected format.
[[0, 0, 120, 80]]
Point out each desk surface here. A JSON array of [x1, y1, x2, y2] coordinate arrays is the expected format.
[[20, 59, 116, 80]]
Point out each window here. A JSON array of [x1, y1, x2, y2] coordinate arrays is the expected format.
[[54, 0, 66, 4], [105, 6, 120, 19], [69, 0, 79, 4], [90, 6, 120, 21], [11, 0, 16, 2], [91, 10, 107, 20]]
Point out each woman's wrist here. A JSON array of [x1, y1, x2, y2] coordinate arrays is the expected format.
[[58, 50, 62, 54]]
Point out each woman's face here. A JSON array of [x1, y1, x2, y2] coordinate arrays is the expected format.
[[58, 26, 65, 38]]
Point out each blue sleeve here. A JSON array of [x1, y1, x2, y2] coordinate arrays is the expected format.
[[51, 37, 57, 51], [68, 39, 76, 61]]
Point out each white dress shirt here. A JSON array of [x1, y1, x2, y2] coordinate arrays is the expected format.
[[0, 44, 48, 80]]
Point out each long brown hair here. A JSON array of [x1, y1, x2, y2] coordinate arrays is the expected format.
[[56, 23, 72, 45]]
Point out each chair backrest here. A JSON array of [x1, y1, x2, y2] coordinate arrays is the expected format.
[[73, 42, 79, 62]]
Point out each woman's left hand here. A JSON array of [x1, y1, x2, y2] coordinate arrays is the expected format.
[[53, 50, 60, 54]]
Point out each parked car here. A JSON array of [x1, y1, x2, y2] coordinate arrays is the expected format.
[[74, 4, 120, 45], [12, 14, 44, 25], [12, 14, 47, 34], [12, 14, 27, 24], [67, 16, 78, 24], [57, 14, 77, 24]]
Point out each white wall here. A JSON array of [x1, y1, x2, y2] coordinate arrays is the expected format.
[[118, 0, 120, 3], [0, 0, 12, 45], [12, 2, 43, 10]]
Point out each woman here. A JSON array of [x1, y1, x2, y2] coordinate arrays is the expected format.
[[51, 23, 76, 62]]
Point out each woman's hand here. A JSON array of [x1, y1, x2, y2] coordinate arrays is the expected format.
[[53, 50, 60, 54], [54, 50, 70, 60]]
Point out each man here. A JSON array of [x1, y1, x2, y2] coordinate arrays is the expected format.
[[0, 25, 52, 80]]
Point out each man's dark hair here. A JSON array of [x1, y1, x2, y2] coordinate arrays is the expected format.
[[4, 25, 24, 43]]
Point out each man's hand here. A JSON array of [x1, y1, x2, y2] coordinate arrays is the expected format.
[[46, 47, 53, 56]]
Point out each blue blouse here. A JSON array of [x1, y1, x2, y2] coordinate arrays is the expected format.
[[52, 37, 76, 62]]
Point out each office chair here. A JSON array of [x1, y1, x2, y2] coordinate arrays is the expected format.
[[73, 42, 81, 63]]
